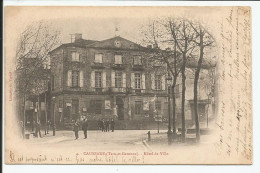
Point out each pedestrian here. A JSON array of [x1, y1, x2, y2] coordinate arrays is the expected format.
[[97, 118, 101, 130], [102, 119, 105, 132], [105, 119, 109, 132], [111, 119, 115, 132], [82, 118, 88, 139], [35, 121, 42, 138], [73, 120, 80, 140], [47, 120, 51, 134]]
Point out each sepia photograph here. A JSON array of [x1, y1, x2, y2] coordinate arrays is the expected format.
[[4, 6, 252, 165]]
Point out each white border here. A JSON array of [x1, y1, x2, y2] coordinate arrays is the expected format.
[[2, 1, 260, 173]]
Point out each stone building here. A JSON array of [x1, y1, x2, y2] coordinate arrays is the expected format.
[[48, 34, 216, 129], [49, 34, 169, 129]]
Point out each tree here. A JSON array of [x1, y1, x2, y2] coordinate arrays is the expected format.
[[142, 19, 182, 141], [169, 18, 196, 142], [15, 21, 60, 138], [189, 21, 215, 142]]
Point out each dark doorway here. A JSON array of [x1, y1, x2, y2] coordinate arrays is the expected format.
[[116, 97, 124, 120], [190, 103, 206, 122]]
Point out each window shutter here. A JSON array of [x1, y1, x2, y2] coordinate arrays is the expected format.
[[122, 72, 126, 88], [102, 71, 106, 88], [111, 71, 115, 87], [142, 74, 146, 90], [131, 73, 135, 89], [67, 70, 72, 87], [80, 70, 84, 87], [162, 75, 166, 90], [91, 71, 95, 88], [151, 73, 155, 90]]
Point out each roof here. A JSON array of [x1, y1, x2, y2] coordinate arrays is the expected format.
[[86, 36, 148, 51], [49, 39, 99, 54], [49, 36, 149, 54]]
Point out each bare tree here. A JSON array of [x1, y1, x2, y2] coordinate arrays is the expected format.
[[15, 21, 60, 138], [169, 18, 196, 143], [189, 21, 215, 142], [142, 19, 182, 141]]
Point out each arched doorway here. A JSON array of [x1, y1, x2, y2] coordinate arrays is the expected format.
[[116, 97, 124, 120]]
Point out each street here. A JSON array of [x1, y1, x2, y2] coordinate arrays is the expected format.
[[23, 130, 166, 151]]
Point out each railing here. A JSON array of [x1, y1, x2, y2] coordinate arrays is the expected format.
[[110, 64, 127, 70], [109, 87, 127, 93], [132, 64, 144, 71], [91, 62, 105, 69]]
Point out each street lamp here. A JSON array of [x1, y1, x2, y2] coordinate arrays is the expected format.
[[52, 96, 56, 136], [166, 74, 172, 145]]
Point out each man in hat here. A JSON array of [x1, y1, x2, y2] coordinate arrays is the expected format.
[[82, 118, 88, 139]]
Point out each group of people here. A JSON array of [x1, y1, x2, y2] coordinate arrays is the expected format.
[[73, 118, 88, 140], [73, 118, 116, 140], [97, 119, 115, 132]]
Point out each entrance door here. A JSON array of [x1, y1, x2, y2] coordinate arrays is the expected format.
[[116, 97, 124, 120]]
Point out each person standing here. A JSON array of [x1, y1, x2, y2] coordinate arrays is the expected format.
[[105, 119, 109, 132], [111, 119, 115, 132], [47, 120, 51, 134], [98, 118, 102, 130], [82, 118, 88, 139], [35, 121, 42, 138], [73, 120, 80, 140], [102, 119, 105, 132]]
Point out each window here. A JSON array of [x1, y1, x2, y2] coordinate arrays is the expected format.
[[72, 71, 79, 87], [155, 75, 162, 90], [134, 73, 141, 89], [115, 55, 122, 64], [72, 99, 79, 114], [90, 100, 102, 114], [135, 101, 142, 115], [133, 56, 142, 65], [115, 72, 122, 88], [155, 101, 161, 114], [72, 52, 80, 62], [95, 71, 102, 88], [95, 54, 103, 63]]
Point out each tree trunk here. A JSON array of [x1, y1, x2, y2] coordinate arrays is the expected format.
[[172, 77, 177, 141], [45, 93, 48, 135], [181, 64, 186, 143], [194, 74, 200, 142], [38, 94, 41, 123], [193, 34, 204, 142], [23, 93, 26, 139]]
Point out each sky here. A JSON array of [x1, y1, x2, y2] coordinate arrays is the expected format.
[[51, 17, 147, 45]]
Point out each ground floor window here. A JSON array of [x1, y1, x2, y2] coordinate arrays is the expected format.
[[135, 101, 142, 115], [90, 100, 103, 114], [72, 99, 79, 115], [155, 101, 161, 114]]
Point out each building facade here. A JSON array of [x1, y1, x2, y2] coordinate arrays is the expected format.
[[49, 35, 169, 129], [48, 34, 216, 130]]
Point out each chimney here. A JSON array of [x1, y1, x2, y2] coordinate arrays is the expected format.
[[74, 33, 82, 42], [153, 43, 158, 49], [147, 45, 152, 49]]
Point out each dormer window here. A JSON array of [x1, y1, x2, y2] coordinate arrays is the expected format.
[[72, 52, 80, 62], [133, 56, 142, 65], [115, 55, 122, 64], [95, 53, 103, 63]]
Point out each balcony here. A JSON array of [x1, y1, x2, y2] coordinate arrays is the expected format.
[[109, 87, 127, 93], [132, 64, 144, 71], [110, 63, 127, 70], [132, 89, 146, 94], [91, 62, 105, 69]]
